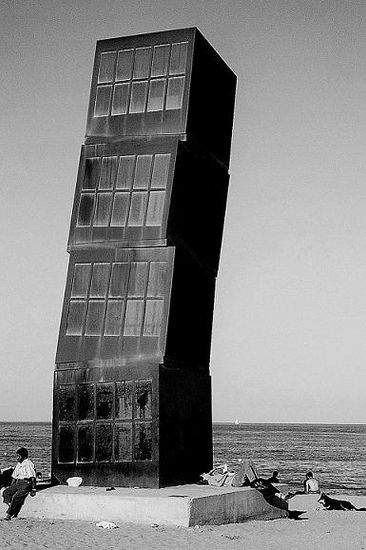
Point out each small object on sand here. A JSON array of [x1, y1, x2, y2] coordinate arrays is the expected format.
[[106, 487, 115, 491], [66, 477, 82, 487], [150, 523, 159, 528], [96, 521, 119, 529]]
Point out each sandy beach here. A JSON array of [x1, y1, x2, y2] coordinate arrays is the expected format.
[[1, 495, 366, 549]]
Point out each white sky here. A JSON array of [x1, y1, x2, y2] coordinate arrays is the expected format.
[[1, 0, 366, 422]]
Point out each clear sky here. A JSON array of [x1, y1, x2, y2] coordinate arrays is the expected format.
[[1, 0, 366, 423]]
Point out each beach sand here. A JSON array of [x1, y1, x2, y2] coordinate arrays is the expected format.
[[1, 494, 366, 549]]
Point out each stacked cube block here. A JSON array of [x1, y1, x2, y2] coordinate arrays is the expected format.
[[52, 28, 236, 487]]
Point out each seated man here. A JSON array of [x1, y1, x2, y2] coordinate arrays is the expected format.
[[3, 447, 36, 520]]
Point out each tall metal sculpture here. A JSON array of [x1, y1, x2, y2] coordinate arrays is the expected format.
[[52, 28, 236, 487]]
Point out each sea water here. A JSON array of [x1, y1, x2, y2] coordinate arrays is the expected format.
[[0, 422, 365, 495], [214, 423, 366, 495]]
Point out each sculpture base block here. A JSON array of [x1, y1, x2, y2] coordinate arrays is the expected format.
[[19, 484, 288, 526]]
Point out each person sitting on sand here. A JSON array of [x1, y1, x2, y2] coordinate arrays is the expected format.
[[267, 470, 280, 483], [2, 447, 36, 520], [304, 471, 320, 494]]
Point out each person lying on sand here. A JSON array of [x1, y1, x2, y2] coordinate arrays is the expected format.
[[251, 478, 306, 520], [200, 458, 259, 487]]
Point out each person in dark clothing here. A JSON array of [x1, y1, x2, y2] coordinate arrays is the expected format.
[[251, 478, 306, 520], [266, 470, 280, 483]]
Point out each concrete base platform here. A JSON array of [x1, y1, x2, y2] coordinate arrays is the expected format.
[[16, 484, 289, 526]]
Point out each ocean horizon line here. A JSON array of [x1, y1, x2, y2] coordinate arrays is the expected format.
[[1, 420, 366, 426]]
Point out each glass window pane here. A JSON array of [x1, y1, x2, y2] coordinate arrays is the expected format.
[[133, 47, 152, 79], [116, 49, 133, 81], [146, 191, 165, 226], [151, 154, 170, 189], [104, 300, 124, 336], [83, 158, 101, 190], [133, 155, 153, 189], [129, 81, 148, 113], [116, 382, 133, 419], [147, 78, 166, 112], [134, 422, 152, 461], [110, 193, 130, 227], [90, 263, 110, 297], [96, 424, 113, 462], [58, 427, 75, 463], [77, 193, 95, 226], [143, 300, 164, 336], [151, 44, 170, 77], [94, 85, 112, 117], [98, 51, 116, 83], [111, 82, 130, 115], [115, 423, 132, 461], [94, 193, 113, 226], [85, 300, 105, 336], [147, 262, 168, 297], [166, 76, 185, 110], [109, 262, 129, 297], [99, 156, 118, 189], [127, 192, 147, 226], [123, 300, 144, 336], [135, 380, 152, 419], [59, 386, 76, 421], [128, 262, 148, 297], [66, 300, 86, 336], [96, 384, 114, 419], [77, 425, 94, 462], [77, 384, 94, 420], [116, 155, 135, 189], [71, 264, 91, 297], [169, 42, 188, 75]]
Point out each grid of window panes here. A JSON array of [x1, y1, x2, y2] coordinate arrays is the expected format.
[[58, 379, 152, 463], [94, 42, 188, 117], [77, 152, 171, 229], [65, 259, 168, 338]]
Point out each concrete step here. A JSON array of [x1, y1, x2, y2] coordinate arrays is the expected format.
[[16, 484, 289, 526]]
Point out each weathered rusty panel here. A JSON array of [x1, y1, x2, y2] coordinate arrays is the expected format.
[[52, 365, 159, 487]]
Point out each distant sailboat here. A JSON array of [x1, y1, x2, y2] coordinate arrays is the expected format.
[[234, 418, 240, 425]]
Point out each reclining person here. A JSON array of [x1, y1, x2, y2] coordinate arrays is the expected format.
[[251, 478, 306, 520]]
